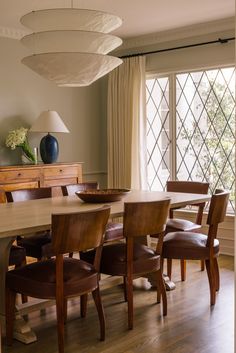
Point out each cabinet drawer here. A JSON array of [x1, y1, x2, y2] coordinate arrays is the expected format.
[[43, 177, 78, 187], [43, 166, 80, 180], [0, 182, 39, 191], [0, 169, 40, 183]]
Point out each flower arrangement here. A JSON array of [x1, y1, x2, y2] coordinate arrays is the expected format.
[[5, 127, 36, 164]]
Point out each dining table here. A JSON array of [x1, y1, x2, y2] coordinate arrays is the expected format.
[[0, 189, 211, 344]]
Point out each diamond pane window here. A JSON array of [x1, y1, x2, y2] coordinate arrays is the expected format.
[[176, 68, 235, 212], [146, 67, 235, 213], [146, 77, 171, 191]]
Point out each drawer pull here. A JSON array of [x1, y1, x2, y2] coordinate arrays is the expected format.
[[59, 169, 63, 172], [18, 173, 21, 176]]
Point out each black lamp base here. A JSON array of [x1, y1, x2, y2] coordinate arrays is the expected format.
[[40, 133, 59, 164]]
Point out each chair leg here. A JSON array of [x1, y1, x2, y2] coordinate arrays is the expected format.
[[205, 259, 216, 305], [160, 257, 164, 273], [80, 294, 88, 318], [167, 259, 172, 280], [56, 293, 65, 353], [157, 269, 167, 316], [180, 259, 186, 281], [69, 252, 73, 258], [5, 287, 17, 346], [214, 258, 220, 292], [15, 262, 28, 304], [127, 275, 134, 330], [92, 287, 105, 341], [156, 273, 161, 304], [123, 276, 127, 302], [200, 260, 205, 271]]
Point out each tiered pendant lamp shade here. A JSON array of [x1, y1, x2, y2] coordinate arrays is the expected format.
[[20, 9, 123, 87]]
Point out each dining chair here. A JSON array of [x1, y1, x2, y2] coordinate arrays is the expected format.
[[8, 246, 26, 269], [5, 187, 52, 260], [162, 190, 229, 305], [165, 181, 209, 281], [99, 199, 170, 329], [62, 183, 124, 243], [5, 206, 110, 353]]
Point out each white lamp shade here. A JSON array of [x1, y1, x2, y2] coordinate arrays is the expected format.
[[21, 31, 122, 55], [22, 53, 123, 87], [30, 110, 69, 133], [20, 9, 122, 33]]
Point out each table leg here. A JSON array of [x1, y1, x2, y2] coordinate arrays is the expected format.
[[0, 237, 37, 344]]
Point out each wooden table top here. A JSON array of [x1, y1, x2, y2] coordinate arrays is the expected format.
[[0, 190, 211, 238]]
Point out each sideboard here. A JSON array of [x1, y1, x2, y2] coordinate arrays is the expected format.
[[0, 162, 83, 202]]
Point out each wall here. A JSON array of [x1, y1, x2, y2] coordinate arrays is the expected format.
[[0, 36, 106, 186]]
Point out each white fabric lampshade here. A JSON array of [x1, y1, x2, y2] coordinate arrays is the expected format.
[[22, 53, 122, 87], [20, 8, 123, 87], [30, 110, 69, 133], [20, 9, 122, 33], [21, 31, 122, 55]]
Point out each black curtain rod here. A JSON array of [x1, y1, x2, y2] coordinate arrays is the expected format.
[[120, 37, 235, 59]]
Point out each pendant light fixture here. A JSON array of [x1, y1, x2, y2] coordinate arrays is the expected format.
[[20, 4, 123, 87]]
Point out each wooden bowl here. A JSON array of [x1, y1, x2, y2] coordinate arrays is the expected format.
[[75, 188, 130, 203]]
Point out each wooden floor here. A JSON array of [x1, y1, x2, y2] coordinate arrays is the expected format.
[[3, 255, 234, 353]]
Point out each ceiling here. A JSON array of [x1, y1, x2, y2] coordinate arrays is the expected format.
[[0, 0, 234, 39]]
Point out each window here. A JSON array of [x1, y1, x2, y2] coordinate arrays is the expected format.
[[146, 67, 235, 213]]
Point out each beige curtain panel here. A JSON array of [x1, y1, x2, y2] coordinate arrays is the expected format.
[[107, 56, 147, 189]]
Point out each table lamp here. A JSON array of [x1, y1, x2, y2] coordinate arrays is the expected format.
[[30, 110, 69, 164]]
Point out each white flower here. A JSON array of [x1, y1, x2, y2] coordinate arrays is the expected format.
[[5, 127, 28, 150]]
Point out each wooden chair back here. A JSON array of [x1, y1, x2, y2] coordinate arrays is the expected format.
[[166, 181, 209, 224], [124, 199, 170, 238], [61, 182, 98, 196], [51, 206, 110, 255], [207, 190, 229, 226], [5, 187, 52, 202]]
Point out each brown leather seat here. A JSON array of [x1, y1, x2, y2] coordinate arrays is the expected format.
[[162, 190, 229, 305], [165, 180, 209, 281], [6, 258, 99, 299], [162, 232, 219, 259], [5, 188, 52, 260], [100, 199, 170, 329], [101, 243, 160, 275], [6, 206, 110, 353], [62, 183, 123, 243]]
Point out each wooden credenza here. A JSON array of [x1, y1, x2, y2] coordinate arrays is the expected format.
[[0, 162, 83, 202]]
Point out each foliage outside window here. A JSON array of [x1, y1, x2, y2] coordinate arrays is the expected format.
[[146, 67, 235, 213]]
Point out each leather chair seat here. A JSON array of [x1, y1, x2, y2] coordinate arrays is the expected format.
[[100, 243, 160, 276], [6, 258, 98, 299], [162, 232, 220, 260], [166, 218, 201, 233], [105, 222, 123, 242], [18, 231, 51, 259], [9, 245, 26, 267]]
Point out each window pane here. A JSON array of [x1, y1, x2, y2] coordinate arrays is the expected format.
[[146, 77, 170, 191], [176, 68, 235, 212]]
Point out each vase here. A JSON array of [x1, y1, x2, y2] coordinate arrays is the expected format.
[[21, 145, 37, 164], [21, 153, 34, 164]]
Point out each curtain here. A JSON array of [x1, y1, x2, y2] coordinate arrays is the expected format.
[[107, 56, 147, 189]]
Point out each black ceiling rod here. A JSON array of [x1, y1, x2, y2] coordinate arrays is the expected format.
[[120, 37, 235, 59]]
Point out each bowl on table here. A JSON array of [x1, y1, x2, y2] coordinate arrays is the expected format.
[[75, 188, 130, 203]]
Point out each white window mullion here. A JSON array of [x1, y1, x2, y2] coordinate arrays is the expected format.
[[169, 73, 176, 181]]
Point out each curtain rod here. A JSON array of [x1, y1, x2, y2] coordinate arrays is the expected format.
[[120, 37, 235, 59]]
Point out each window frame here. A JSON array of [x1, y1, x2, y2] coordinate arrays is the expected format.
[[146, 65, 235, 213]]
